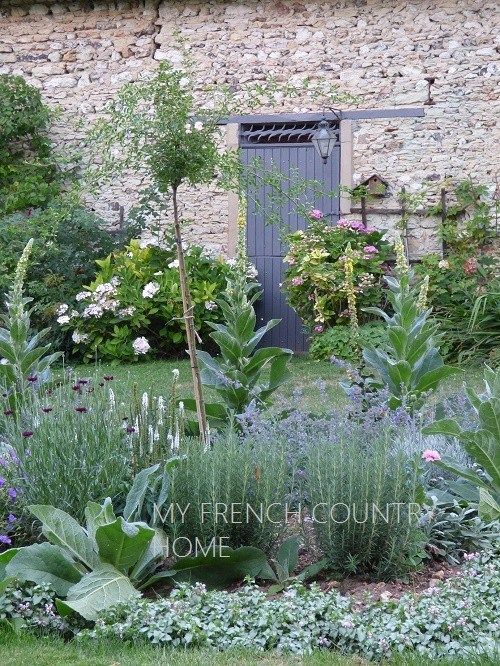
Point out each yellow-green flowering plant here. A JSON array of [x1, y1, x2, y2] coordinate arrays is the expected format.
[[283, 213, 391, 333]]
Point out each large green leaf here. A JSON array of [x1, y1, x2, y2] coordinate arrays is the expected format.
[[478, 488, 500, 521], [478, 398, 500, 442], [0, 549, 19, 579], [433, 459, 491, 492], [132, 528, 169, 587], [95, 518, 154, 574], [422, 419, 462, 438], [461, 431, 500, 490], [5, 543, 82, 596], [414, 366, 461, 395], [275, 536, 300, 578], [56, 564, 140, 621], [85, 498, 116, 541], [147, 546, 270, 589], [123, 465, 160, 522], [29, 505, 99, 571]]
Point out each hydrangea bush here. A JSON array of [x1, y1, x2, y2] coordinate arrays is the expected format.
[[282, 213, 391, 332], [58, 239, 241, 362], [81, 555, 499, 660]]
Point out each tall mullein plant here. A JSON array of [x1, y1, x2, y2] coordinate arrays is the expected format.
[[0, 240, 61, 411], [183, 204, 293, 429], [362, 235, 460, 411]]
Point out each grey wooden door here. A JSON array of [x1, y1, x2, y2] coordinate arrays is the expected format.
[[241, 122, 340, 352]]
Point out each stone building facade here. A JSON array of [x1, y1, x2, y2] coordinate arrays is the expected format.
[[1, 0, 499, 257]]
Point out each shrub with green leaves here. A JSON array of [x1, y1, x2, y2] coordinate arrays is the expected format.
[[414, 251, 499, 363], [283, 215, 391, 331], [309, 322, 386, 362], [167, 431, 291, 554], [306, 433, 425, 579], [422, 365, 500, 521], [0, 74, 59, 215], [60, 238, 234, 362], [0, 203, 127, 353]]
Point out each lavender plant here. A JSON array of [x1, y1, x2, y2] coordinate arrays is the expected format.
[[0, 376, 130, 528]]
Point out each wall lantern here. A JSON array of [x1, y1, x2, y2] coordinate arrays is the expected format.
[[311, 119, 337, 165]]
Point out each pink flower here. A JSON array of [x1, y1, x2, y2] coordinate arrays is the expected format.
[[309, 209, 324, 220], [463, 258, 478, 275], [363, 245, 378, 255], [422, 449, 441, 462], [314, 325, 324, 333], [291, 276, 304, 287]]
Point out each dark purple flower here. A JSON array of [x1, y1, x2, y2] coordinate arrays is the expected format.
[[0, 477, 5, 487], [99, 382, 105, 387], [77, 379, 89, 385], [3, 409, 14, 416], [42, 406, 53, 413], [72, 385, 81, 392], [27, 375, 38, 383], [75, 407, 88, 414], [0, 535, 11, 545], [103, 375, 114, 382], [126, 425, 136, 434], [22, 431, 34, 438], [7, 513, 16, 523], [7, 488, 17, 500]]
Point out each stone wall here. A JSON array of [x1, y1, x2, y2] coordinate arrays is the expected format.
[[1, 0, 499, 256]]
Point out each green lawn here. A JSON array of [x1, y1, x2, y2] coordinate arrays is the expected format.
[[0, 632, 497, 666], [72, 356, 346, 412], [70, 356, 483, 413]]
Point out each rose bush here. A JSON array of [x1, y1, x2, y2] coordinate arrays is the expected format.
[[282, 213, 391, 331], [58, 238, 241, 362]]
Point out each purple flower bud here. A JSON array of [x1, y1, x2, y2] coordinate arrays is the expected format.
[[7, 513, 16, 523], [22, 430, 34, 438], [0, 534, 12, 545], [75, 407, 88, 414], [7, 488, 17, 500]]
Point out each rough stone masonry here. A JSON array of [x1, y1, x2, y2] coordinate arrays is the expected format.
[[0, 0, 499, 257]]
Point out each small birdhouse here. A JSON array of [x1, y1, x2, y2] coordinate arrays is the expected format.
[[359, 174, 389, 197]]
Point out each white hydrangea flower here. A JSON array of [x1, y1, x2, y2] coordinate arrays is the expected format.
[[71, 331, 89, 344], [205, 301, 217, 311], [57, 315, 70, 325], [75, 291, 90, 302], [142, 282, 160, 299], [194, 121, 204, 131], [133, 337, 150, 355], [82, 304, 104, 318], [172, 368, 180, 380], [118, 306, 136, 317], [168, 259, 179, 269], [57, 303, 69, 315]]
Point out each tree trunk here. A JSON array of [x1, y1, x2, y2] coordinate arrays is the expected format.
[[171, 186, 208, 444]]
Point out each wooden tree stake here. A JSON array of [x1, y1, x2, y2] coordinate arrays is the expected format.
[[172, 186, 208, 444]]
